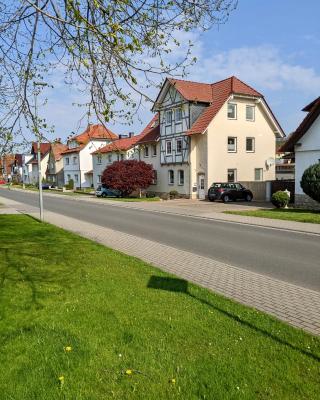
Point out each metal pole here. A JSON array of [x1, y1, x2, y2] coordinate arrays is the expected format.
[[34, 91, 44, 221]]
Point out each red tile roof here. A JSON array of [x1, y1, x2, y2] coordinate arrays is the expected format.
[[93, 115, 159, 154], [70, 124, 118, 144], [51, 142, 68, 160], [185, 76, 262, 135], [280, 97, 320, 152], [60, 145, 85, 155], [31, 142, 51, 156], [136, 115, 160, 145]]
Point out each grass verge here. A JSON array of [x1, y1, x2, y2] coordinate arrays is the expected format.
[[100, 196, 160, 202], [224, 208, 320, 224], [0, 215, 319, 399]]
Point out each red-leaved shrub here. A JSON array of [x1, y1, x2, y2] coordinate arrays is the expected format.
[[102, 159, 154, 197]]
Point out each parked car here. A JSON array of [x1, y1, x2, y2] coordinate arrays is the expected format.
[[0, 179, 6, 184], [95, 185, 120, 198], [208, 182, 253, 203]]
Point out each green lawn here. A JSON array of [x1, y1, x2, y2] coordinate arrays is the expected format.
[[225, 208, 320, 224], [0, 215, 319, 399]]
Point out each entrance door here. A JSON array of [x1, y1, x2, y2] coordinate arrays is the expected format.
[[198, 174, 205, 199]]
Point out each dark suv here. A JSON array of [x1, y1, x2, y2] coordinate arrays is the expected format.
[[208, 182, 253, 203]]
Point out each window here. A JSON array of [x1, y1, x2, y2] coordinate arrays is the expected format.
[[227, 103, 237, 119], [176, 138, 183, 155], [120, 154, 125, 160], [168, 170, 174, 185], [175, 108, 182, 122], [152, 144, 157, 157], [97, 175, 101, 183], [246, 105, 255, 121], [144, 145, 149, 158], [178, 170, 184, 185], [74, 174, 78, 182], [165, 110, 172, 125], [67, 174, 71, 182], [65, 157, 69, 165], [97, 154, 102, 164], [166, 140, 172, 155], [227, 169, 237, 183], [246, 137, 255, 152], [254, 168, 263, 181], [73, 156, 77, 165], [108, 154, 112, 163], [228, 137, 237, 152], [152, 170, 157, 185]]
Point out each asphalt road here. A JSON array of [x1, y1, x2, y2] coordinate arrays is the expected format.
[[1, 189, 320, 291]]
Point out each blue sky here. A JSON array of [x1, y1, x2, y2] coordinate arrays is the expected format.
[[40, 0, 320, 141]]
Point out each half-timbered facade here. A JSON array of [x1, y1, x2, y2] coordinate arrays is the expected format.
[[152, 76, 285, 198]]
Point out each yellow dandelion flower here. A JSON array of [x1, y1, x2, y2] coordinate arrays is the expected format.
[[65, 346, 72, 352], [169, 378, 176, 384], [125, 369, 133, 375], [58, 376, 64, 384]]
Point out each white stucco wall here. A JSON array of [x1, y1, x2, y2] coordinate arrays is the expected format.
[[199, 97, 278, 192], [294, 114, 320, 194]]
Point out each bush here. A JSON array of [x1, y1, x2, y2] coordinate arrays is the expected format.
[[160, 193, 169, 200], [102, 160, 154, 197], [66, 179, 74, 190], [271, 191, 290, 208], [146, 191, 156, 198], [169, 190, 179, 199], [301, 163, 320, 203]]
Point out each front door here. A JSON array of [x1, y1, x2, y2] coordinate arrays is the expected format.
[[198, 174, 205, 199]]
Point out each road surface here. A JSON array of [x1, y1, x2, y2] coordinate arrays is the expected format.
[[1, 189, 319, 291]]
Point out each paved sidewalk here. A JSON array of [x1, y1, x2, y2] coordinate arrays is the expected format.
[[2, 187, 320, 235], [1, 195, 319, 336]]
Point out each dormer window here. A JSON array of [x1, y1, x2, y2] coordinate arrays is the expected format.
[[165, 110, 172, 125], [227, 103, 237, 119]]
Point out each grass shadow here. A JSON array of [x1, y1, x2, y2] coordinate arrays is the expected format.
[[147, 275, 320, 362]]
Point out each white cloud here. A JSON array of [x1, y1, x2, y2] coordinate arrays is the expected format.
[[188, 45, 320, 95]]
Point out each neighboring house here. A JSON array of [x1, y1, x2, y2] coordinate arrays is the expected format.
[[280, 97, 320, 208], [151, 76, 284, 198], [22, 154, 33, 184], [0, 154, 15, 180], [46, 141, 68, 187], [61, 124, 118, 188], [9, 154, 23, 182], [25, 142, 51, 184], [91, 116, 160, 189]]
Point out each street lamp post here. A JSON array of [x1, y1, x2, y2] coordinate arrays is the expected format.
[[33, 82, 48, 222]]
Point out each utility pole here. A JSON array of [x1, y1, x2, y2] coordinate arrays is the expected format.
[[33, 82, 47, 222]]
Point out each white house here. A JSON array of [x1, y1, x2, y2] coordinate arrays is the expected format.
[[280, 97, 320, 208], [25, 142, 51, 185], [61, 124, 118, 188], [22, 154, 34, 184], [149, 76, 284, 198], [91, 116, 160, 189]]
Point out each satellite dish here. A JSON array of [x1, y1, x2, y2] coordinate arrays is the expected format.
[[265, 157, 275, 168]]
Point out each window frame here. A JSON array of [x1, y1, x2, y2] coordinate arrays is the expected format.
[[254, 168, 263, 181], [165, 140, 172, 156], [97, 174, 101, 183], [246, 105, 255, 122], [151, 170, 157, 185], [152, 144, 157, 157], [65, 157, 70, 165], [165, 110, 173, 126], [227, 103, 237, 120], [175, 107, 182, 123], [168, 169, 174, 185], [144, 145, 149, 158], [227, 169, 237, 183], [97, 154, 102, 164], [74, 174, 79, 183], [246, 137, 255, 153], [73, 156, 77, 165], [178, 169, 184, 186], [227, 136, 237, 153], [176, 138, 183, 155], [107, 154, 112, 163]]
